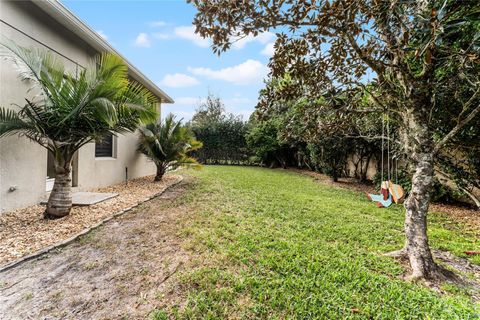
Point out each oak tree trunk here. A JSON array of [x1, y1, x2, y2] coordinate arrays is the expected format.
[[404, 152, 438, 279], [401, 107, 439, 280], [45, 157, 73, 219], [332, 172, 338, 182]]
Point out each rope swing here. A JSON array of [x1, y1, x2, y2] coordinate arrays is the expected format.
[[366, 109, 405, 208]]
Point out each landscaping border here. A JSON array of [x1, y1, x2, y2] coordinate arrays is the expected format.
[[0, 176, 184, 273]]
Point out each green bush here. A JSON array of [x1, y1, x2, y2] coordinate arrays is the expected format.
[[189, 93, 251, 165]]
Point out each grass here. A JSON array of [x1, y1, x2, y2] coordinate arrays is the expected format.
[[155, 166, 479, 319]]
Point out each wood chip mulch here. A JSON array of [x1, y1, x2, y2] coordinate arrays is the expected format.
[[0, 174, 182, 266], [290, 168, 480, 235]]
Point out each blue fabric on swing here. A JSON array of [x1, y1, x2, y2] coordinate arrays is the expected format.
[[367, 193, 384, 202], [377, 193, 393, 208]]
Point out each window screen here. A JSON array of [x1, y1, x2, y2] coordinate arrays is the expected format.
[[95, 133, 114, 157]]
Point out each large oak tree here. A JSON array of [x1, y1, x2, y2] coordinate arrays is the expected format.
[[189, 0, 480, 280]]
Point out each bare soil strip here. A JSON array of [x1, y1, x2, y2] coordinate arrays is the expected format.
[[0, 180, 190, 320], [0, 174, 181, 266]]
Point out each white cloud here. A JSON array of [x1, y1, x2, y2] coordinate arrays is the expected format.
[[152, 32, 169, 40], [96, 30, 108, 41], [261, 42, 275, 56], [174, 110, 196, 119], [149, 21, 167, 27], [188, 60, 268, 85], [174, 26, 210, 48], [232, 32, 275, 50], [161, 102, 196, 120], [134, 33, 151, 47], [159, 73, 200, 88]]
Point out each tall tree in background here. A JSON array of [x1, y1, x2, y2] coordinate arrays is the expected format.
[[191, 92, 228, 126], [261, 79, 384, 180], [190, 93, 250, 164], [190, 0, 480, 280], [0, 42, 158, 218]]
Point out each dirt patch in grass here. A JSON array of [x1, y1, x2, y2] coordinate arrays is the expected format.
[[429, 203, 480, 235], [0, 174, 181, 266], [290, 168, 480, 234], [388, 249, 480, 302], [0, 178, 192, 320]]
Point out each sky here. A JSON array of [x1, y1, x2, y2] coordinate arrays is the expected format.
[[63, 0, 274, 121]]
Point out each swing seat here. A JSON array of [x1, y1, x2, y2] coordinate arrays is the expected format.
[[366, 181, 391, 202], [366, 192, 384, 202], [381, 181, 391, 200], [389, 183, 405, 204], [366, 181, 394, 208], [376, 193, 393, 208]]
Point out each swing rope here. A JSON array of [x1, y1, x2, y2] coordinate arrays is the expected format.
[[395, 156, 398, 184], [368, 109, 406, 206], [381, 113, 385, 185], [387, 112, 390, 182], [394, 132, 398, 184]]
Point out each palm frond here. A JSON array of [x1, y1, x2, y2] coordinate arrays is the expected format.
[[0, 107, 33, 138], [119, 80, 158, 124], [0, 38, 64, 88], [0, 40, 161, 158]]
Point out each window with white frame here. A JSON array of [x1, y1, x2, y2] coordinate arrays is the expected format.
[[95, 133, 115, 158]]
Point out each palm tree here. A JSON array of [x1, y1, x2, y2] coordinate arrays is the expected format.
[[138, 114, 202, 181], [0, 40, 158, 218]]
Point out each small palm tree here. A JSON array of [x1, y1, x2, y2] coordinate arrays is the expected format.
[[138, 114, 202, 181], [0, 40, 158, 218]]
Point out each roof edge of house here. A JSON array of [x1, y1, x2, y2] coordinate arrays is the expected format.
[[31, 0, 174, 104]]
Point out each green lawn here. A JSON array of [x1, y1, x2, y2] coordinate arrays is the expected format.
[[154, 166, 479, 319]]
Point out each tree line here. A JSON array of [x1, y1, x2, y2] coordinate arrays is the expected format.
[[190, 91, 478, 206]]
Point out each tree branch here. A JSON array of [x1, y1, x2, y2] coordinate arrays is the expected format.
[[344, 32, 385, 80], [457, 86, 480, 121], [433, 103, 480, 154], [345, 134, 403, 147]]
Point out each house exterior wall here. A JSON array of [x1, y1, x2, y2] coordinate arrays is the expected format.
[[0, 0, 157, 213], [75, 125, 158, 190]]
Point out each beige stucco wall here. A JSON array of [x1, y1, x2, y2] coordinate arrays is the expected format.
[[75, 127, 157, 190], [0, 0, 157, 212]]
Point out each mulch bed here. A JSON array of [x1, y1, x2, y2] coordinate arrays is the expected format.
[[290, 168, 480, 234], [0, 174, 182, 266], [0, 180, 191, 319]]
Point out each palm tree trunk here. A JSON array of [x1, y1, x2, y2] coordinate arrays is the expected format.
[[45, 157, 72, 219], [154, 164, 166, 182]]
